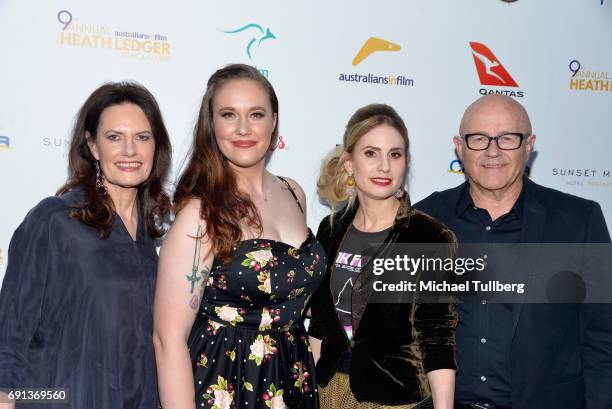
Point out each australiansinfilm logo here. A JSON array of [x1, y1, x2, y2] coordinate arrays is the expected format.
[[57, 10, 172, 61], [338, 37, 415, 87], [469, 41, 524, 98], [223, 23, 276, 77]]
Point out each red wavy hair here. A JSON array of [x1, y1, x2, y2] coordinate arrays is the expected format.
[[174, 64, 279, 262]]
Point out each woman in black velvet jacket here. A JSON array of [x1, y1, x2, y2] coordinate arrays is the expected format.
[[309, 104, 457, 409]]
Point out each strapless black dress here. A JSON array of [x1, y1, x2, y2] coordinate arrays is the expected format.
[[188, 230, 325, 408]]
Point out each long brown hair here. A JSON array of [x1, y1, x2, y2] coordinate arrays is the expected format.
[[57, 82, 172, 238], [174, 64, 279, 263], [317, 103, 410, 215]]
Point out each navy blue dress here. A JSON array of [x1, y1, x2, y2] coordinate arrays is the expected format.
[[0, 189, 159, 408]]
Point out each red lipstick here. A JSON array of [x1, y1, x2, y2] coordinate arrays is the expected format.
[[231, 140, 256, 148], [371, 177, 392, 186]]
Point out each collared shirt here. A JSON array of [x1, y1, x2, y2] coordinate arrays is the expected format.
[[453, 184, 525, 409]]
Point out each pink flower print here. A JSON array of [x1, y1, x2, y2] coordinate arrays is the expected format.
[[305, 253, 321, 276], [287, 247, 300, 259], [257, 270, 272, 294], [214, 274, 228, 291], [263, 384, 285, 408], [242, 245, 278, 271], [259, 307, 281, 330], [196, 352, 208, 368], [206, 319, 225, 336], [215, 305, 244, 326], [287, 287, 305, 300], [291, 361, 311, 393], [203, 376, 235, 409], [225, 349, 236, 362], [248, 334, 278, 365]]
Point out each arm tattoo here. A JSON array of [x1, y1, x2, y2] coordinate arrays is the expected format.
[[189, 266, 210, 311], [186, 225, 203, 294], [189, 295, 200, 310]]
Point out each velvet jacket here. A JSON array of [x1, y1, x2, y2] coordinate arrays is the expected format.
[[308, 196, 458, 405]]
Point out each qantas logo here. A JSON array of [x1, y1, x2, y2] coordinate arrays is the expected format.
[[469, 42, 518, 87]]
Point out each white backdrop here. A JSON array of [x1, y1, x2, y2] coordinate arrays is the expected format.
[[1, 0, 611, 282]]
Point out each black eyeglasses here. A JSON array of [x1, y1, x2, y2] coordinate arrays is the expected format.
[[463, 132, 526, 151]]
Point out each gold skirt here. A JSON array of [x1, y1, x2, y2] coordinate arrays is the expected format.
[[319, 372, 416, 409]]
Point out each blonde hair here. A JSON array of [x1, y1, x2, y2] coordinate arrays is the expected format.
[[317, 103, 410, 214]]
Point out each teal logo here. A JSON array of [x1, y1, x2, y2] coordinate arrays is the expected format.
[[224, 24, 276, 61]]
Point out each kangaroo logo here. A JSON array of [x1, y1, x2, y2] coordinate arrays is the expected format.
[[469, 42, 518, 87], [224, 23, 276, 61]]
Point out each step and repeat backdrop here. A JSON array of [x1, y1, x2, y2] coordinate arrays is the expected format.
[[1, 0, 611, 281]]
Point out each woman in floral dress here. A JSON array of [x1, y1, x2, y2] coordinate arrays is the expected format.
[[153, 64, 325, 409]]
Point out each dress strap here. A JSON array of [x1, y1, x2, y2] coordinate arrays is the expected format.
[[277, 176, 304, 214]]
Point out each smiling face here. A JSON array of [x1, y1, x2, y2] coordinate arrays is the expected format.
[[454, 95, 535, 195], [212, 79, 277, 169], [343, 124, 407, 201], [87, 103, 155, 196]]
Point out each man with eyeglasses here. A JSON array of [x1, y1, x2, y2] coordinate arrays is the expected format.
[[415, 95, 612, 409]]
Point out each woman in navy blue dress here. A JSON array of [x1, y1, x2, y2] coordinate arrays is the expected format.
[[0, 82, 171, 408]]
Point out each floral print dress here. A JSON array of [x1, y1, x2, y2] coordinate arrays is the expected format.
[[188, 231, 325, 409]]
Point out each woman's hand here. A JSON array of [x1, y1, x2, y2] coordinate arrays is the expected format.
[[427, 368, 455, 409]]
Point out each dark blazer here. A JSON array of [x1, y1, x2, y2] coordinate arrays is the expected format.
[[415, 177, 612, 409], [308, 196, 458, 405]]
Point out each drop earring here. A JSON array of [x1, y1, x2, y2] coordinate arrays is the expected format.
[[95, 161, 107, 196], [345, 173, 355, 197]]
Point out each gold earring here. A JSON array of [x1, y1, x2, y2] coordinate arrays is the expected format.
[[345, 174, 355, 196]]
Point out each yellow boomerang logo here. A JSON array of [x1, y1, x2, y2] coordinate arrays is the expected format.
[[352, 37, 401, 66]]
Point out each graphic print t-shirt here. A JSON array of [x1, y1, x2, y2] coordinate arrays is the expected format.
[[331, 224, 390, 340]]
